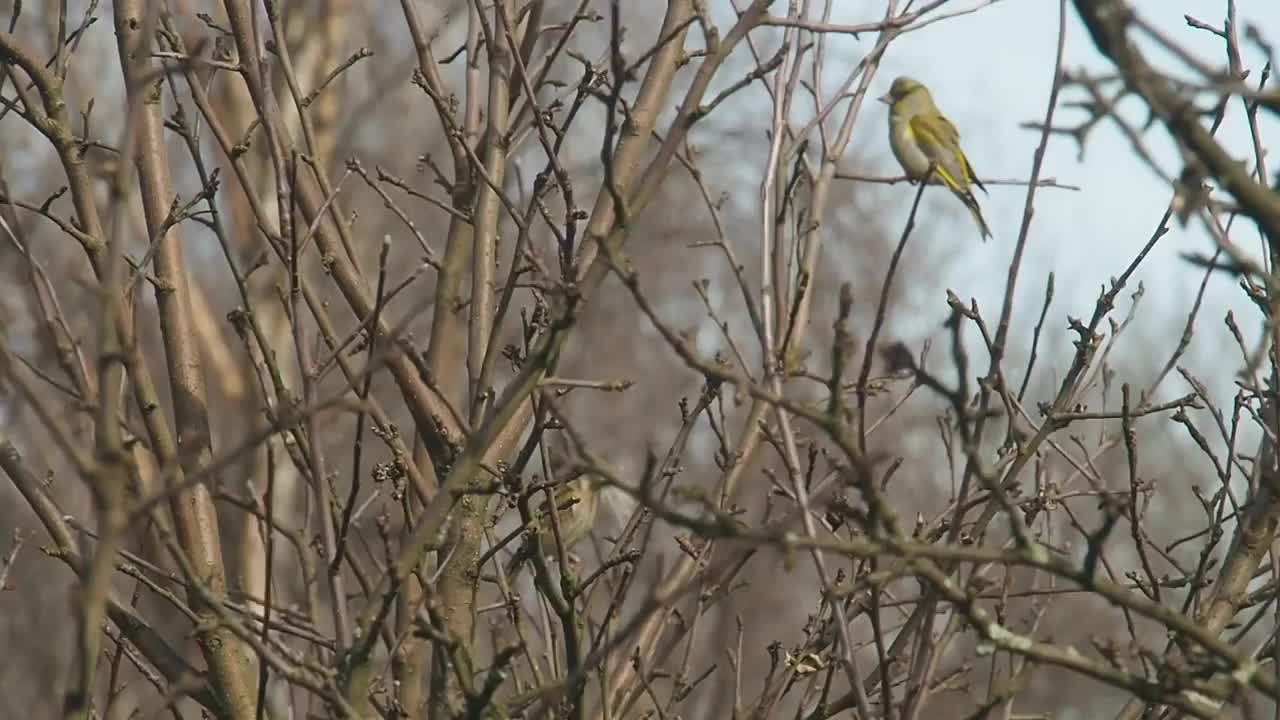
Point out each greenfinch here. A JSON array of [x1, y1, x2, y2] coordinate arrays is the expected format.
[[879, 76, 992, 240], [506, 473, 600, 575]]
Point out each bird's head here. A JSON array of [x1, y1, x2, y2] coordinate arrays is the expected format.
[[555, 471, 604, 508], [877, 76, 930, 108]]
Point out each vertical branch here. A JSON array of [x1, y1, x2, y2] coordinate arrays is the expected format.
[[288, 183, 352, 654], [401, 0, 473, 422], [69, 100, 131, 720], [758, 0, 801, 372], [426, 3, 517, 711], [970, 0, 1069, 450], [114, 3, 256, 718], [856, 179, 929, 451], [468, 0, 515, 425]]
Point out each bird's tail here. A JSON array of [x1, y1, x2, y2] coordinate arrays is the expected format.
[[932, 164, 992, 241], [954, 188, 992, 241]]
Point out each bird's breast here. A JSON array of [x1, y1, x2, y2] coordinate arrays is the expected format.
[[888, 116, 933, 179]]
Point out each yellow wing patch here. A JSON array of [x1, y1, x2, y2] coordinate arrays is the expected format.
[[907, 113, 986, 194]]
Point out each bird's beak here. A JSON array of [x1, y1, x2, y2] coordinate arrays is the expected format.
[[877, 92, 892, 105]]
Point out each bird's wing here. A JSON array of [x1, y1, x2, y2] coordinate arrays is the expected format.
[[962, 153, 988, 195], [929, 111, 962, 144], [926, 113, 988, 194], [908, 113, 968, 193]]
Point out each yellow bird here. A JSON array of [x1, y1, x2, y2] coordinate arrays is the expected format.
[[879, 76, 992, 240], [505, 473, 600, 576]]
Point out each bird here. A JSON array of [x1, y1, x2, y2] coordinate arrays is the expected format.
[[879, 76, 992, 240], [504, 473, 600, 577]]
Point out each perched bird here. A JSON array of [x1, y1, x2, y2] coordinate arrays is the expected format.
[[505, 473, 600, 576], [879, 76, 992, 240]]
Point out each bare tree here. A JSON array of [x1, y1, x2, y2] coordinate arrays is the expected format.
[[1, 1, 1278, 719]]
